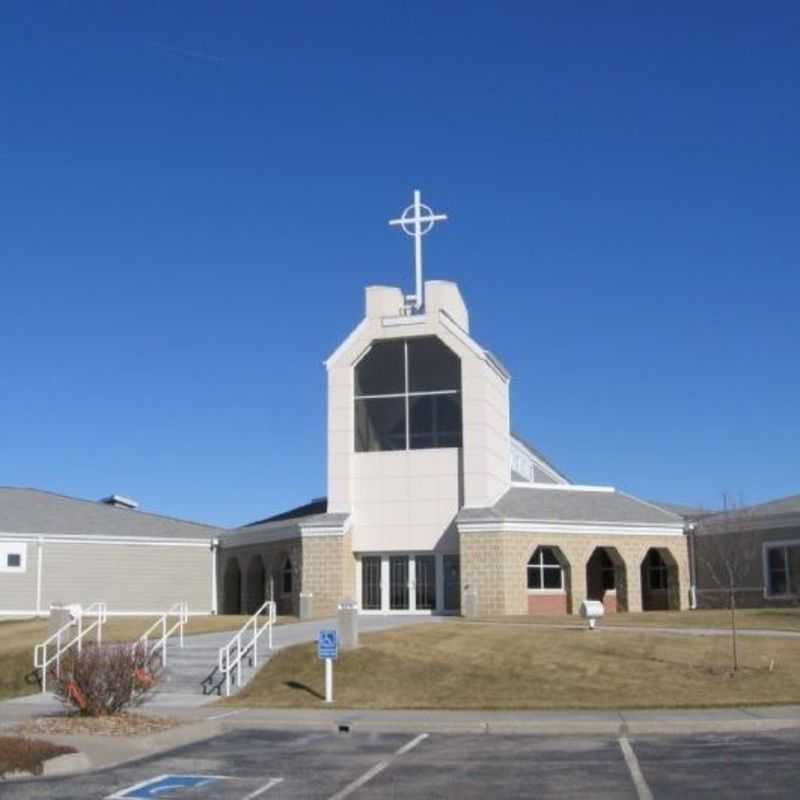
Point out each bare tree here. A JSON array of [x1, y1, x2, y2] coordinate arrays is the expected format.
[[694, 501, 760, 671]]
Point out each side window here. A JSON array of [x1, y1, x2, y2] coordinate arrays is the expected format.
[[0, 544, 26, 573]]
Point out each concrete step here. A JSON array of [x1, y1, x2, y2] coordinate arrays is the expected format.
[[150, 631, 269, 697]]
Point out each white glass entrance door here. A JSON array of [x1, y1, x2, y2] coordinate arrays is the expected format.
[[359, 553, 445, 613], [389, 556, 410, 610], [361, 556, 382, 611], [415, 555, 436, 610]]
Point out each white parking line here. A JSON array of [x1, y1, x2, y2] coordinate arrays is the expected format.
[[619, 737, 654, 800], [327, 733, 429, 800], [242, 777, 284, 798]]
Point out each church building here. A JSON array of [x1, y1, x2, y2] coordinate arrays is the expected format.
[[219, 191, 690, 618]]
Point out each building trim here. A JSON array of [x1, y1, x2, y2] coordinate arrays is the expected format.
[[324, 318, 370, 368], [0, 532, 212, 547], [508, 482, 616, 493], [438, 311, 510, 382], [457, 520, 685, 537]]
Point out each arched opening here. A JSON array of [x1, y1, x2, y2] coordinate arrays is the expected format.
[[641, 548, 680, 611], [586, 547, 627, 613], [275, 555, 296, 616], [245, 556, 266, 615], [222, 558, 242, 615], [526, 545, 571, 615]]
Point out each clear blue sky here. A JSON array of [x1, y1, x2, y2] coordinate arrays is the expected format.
[[2, 3, 798, 526]]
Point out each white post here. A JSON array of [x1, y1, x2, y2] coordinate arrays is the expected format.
[[225, 651, 231, 697], [35, 538, 44, 617], [211, 539, 219, 614], [413, 189, 423, 309], [236, 636, 242, 687], [325, 658, 333, 704]]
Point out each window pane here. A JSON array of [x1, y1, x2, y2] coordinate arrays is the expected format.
[[768, 547, 786, 572], [355, 340, 405, 396], [7, 553, 21, 568], [409, 394, 462, 449], [527, 566, 542, 589], [355, 397, 406, 452], [539, 547, 560, 566], [415, 556, 436, 610], [408, 337, 460, 392], [542, 566, 562, 589], [769, 566, 787, 596]]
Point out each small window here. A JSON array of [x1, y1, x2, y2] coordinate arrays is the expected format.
[[527, 547, 564, 590], [766, 544, 800, 596], [1, 545, 26, 573], [282, 558, 293, 595], [7, 553, 21, 568]]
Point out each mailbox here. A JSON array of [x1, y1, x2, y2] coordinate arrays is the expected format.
[[579, 599, 605, 629]]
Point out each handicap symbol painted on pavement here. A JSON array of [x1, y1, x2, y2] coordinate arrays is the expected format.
[[107, 774, 227, 798]]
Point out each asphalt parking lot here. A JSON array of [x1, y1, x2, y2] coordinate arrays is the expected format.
[[2, 727, 799, 799]]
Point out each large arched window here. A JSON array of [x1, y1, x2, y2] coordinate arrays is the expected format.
[[527, 547, 564, 590], [354, 337, 462, 452]]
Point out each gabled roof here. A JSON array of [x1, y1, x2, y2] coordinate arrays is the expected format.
[[458, 485, 684, 526], [0, 487, 220, 540]]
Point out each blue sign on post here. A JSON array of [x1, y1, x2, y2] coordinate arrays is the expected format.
[[317, 629, 338, 660]]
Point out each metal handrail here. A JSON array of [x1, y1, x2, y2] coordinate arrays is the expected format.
[[138, 602, 189, 666], [33, 602, 107, 693], [218, 600, 276, 697]]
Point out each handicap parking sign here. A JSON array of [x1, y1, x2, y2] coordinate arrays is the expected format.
[[108, 774, 225, 798], [317, 629, 338, 660]]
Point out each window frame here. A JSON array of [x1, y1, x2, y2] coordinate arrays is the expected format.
[[527, 547, 565, 592], [763, 540, 800, 599], [354, 337, 462, 453], [0, 543, 26, 573]]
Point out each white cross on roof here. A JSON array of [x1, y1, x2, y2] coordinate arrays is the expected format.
[[389, 189, 448, 311]]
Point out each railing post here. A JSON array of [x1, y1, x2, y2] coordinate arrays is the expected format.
[[236, 636, 242, 687], [225, 651, 231, 697]]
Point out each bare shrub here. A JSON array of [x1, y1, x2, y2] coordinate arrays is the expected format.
[[53, 643, 161, 717]]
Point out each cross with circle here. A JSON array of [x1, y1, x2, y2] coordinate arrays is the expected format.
[[389, 189, 448, 311]]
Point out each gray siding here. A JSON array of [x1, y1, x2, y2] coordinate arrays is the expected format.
[[1, 540, 213, 615], [0, 542, 40, 612], [693, 524, 800, 608]]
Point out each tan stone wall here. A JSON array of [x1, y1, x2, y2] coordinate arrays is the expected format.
[[300, 535, 346, 617], [220, 538, 302, 615], [459, 530, 690, 616]]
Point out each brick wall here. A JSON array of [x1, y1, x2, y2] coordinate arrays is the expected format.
[[459, 530, 690, 616]]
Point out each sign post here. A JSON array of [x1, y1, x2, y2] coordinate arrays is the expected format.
[[317, 629, 338, 704]]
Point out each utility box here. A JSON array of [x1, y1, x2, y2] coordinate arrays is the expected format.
[[463, 589, 479, 618], [48, 604, 81, 637], [299, 592, 313, 620], [337, 600, 359, 650], [579, 599, 605, 629]]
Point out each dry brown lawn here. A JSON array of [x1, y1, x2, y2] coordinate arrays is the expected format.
[[478, 608, 800, 632], [0, 614, 289, 701], [231, 621, 800, 710]]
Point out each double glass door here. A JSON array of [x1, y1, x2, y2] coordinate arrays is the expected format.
[[360, 553, 446, 612]]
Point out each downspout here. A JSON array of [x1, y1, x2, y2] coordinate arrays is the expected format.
[[210, 538, 219, 615], [36, 537, 44, 617], [686, 522, 697, 609]]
